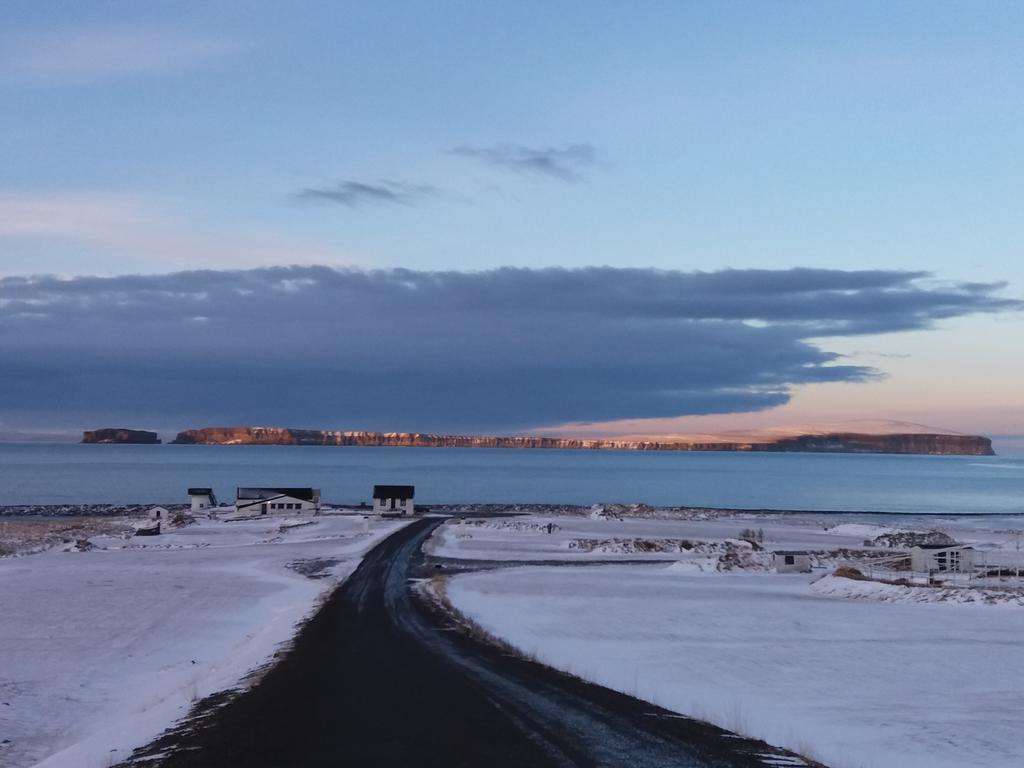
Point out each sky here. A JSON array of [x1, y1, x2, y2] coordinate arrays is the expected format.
[[1, 1, 1022, 448]]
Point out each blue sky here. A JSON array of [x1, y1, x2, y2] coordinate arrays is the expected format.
[[1, 2, 1022, 444]]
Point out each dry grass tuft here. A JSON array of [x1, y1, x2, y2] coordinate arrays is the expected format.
[[832, 566, 868, 580]]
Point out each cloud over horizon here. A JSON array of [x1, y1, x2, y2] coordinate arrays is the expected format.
[[0, 266, 1017, 433]]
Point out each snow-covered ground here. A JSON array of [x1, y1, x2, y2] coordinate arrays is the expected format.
[[440, 514, 1024, 768], [0, 512, 406, 768], [429, 511, 1023, 562]]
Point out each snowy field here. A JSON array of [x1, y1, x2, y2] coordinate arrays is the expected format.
[[441, 514, 1024, 768], [0, 513, 406, 768], [430, 512, 868, 561], [430, 510, 1024, 563]]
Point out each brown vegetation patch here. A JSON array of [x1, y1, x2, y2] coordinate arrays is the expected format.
[[833, 566, 868, 580], [872, 530, 956, 548], [0, 517, 135, 555]]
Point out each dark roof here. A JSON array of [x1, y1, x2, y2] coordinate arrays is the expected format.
[[773, 550, 809, 556], [237, 487, 319, 502], [373, 484, 415, 500], [914, 543, 970, 550], [188, 487, 213, 495]]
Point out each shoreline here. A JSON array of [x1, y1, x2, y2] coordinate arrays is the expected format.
[[4, 502, 1023, 519]]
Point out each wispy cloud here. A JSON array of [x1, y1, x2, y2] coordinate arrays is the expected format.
[[0, 192, 349, 273], [0, 193, 153, 240], [2, 25, 242, 84], [0, 266, 1017, 432], [294, 180, 440, 208], [452, 143, 598, 182]]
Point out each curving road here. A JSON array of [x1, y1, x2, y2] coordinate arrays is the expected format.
[[128, 518, 819, 768]]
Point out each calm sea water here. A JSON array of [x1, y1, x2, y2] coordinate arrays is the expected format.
[[1, 443, 1022, 517]]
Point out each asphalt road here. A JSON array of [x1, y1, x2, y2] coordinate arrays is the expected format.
[[128, 517, 819, 768]]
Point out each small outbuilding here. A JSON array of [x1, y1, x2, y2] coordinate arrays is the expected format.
[[773, 550, 812, 573], [236, 487, 320, 515], [910, 544, 974, 574], [188, 488, 217, 512], [373, 485, 415, 515], [148, 506, 170, 521]]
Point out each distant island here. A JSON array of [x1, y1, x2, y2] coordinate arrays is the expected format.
[[81, 428, 162, 445], [164, 425, 995, 455]]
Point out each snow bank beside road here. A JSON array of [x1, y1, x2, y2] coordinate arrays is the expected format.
[[448, 564, 1024, 768], [0, 514, 404, 768]]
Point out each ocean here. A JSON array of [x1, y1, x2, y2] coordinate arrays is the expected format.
[[1, 443, 1022, 518]]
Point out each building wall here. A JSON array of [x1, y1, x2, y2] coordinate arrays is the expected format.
[[774, 554, 812, 573], [911, 547, 974, 573], [373, 497, 412, 515], [237, 495, 318, 514], [190, 495, 213, 512]]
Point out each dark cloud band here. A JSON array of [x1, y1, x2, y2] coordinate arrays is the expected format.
[[0, 266, 1017, 431]]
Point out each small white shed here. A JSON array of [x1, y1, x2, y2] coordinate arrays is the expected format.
[[373, 485, 415, 515], [148, 506, 170, 521], [773, 550, 812, 573], [188, 488, 217, 512], [910, 544, 974, 574]]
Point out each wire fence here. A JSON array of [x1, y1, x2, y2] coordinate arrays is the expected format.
[[842, 545, 1024, 589]]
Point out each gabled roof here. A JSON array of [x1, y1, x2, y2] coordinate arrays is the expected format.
[[373, 484, 415, 500], [237, 487, 319, 502], [913, 543, 971, 550], [773, 550, 809, 556]]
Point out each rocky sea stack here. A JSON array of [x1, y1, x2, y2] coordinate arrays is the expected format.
[[81, 428, 161, 445]]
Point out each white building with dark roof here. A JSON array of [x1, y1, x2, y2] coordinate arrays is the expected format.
[[773, 550, 812, 573], [188, 488, 217, 512], [373, 485, 415, 515], [236, 487, 320, 515]]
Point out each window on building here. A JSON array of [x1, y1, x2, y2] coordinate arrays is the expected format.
[[784, 555, 795, 565]]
